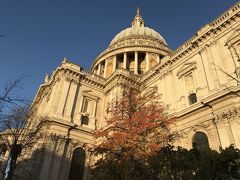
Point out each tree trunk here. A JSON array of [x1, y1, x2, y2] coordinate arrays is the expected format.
[[6, 143, 22, 180]]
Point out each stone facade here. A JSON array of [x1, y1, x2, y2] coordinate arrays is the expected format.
[[3, 3, 240, 180]]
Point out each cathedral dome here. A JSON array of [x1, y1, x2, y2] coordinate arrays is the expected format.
[[110, 26, 167, 47], [91, 8, 172, 78]]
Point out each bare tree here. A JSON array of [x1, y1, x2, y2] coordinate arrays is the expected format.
[[0, 76, 42, 180], [0, 75, 28, 114], [0, 105, 42, 180]]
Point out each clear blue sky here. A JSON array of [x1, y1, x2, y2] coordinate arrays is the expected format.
[[0, 0, 237, 100]]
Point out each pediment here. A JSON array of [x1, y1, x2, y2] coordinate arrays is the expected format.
[[177, 61, 197, 77]]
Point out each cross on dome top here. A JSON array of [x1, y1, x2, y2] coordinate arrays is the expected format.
[[132, 7, 145, 27]]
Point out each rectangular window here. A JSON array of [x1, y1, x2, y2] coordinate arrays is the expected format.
[[188, 93, 197, 105], [81, 115, 89, 125]]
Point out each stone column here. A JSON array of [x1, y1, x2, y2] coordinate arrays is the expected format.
[[157, 54, 160, 63], [134, 51, 138, 74], [123, 53, 127, 69], [113, 55, 117, 72], [104, 60, 108, 78], [97, 64, 101, 75], [145, 52, 149, 71]]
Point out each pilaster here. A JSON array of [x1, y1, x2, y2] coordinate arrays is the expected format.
[[57, 79, 71, 116], [63, 81, 78, 118], [45, 82, 58, 115]]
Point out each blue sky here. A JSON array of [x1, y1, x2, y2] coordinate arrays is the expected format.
[[0, 0, 237, 100]]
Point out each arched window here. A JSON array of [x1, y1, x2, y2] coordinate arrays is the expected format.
[[192, 132, 210, 151], [68, 148, 86, 180]]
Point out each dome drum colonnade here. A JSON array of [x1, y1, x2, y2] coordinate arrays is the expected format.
[[91, 8, 171, 78], [94, 51, 162, 77]]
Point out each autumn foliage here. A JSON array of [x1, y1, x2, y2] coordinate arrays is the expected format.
[[91, 86, 175, 179]]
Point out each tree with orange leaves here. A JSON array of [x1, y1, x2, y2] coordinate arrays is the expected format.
[[91, 86, 175, 180]]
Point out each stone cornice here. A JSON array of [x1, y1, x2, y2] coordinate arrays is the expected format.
[[109, 35, 167, 48], [170, 2, 240, 60], [104, 68, 141, 93], [33, 60, 107, 107], [79, 71, 105, 90], [51, 61, 106, 89], [36, 60, 144, 101], [39, 116, 94, 135]]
